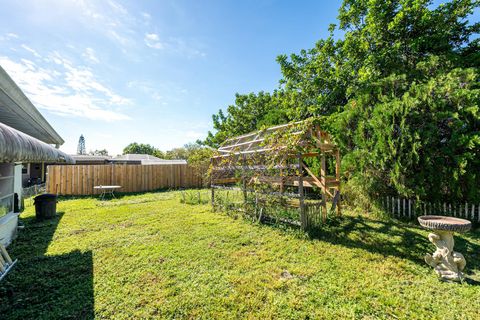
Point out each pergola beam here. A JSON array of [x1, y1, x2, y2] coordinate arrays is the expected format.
[[210, 119, 341, 229]]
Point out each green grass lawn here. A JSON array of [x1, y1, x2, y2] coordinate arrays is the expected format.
[[0, 190, 479, 319]]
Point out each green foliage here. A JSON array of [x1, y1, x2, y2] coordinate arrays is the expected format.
[[205, 0, 480, 203], [185, 144, 214, 186], [163, 142, 212, 161], [2, 192, 480, 318], [330, 62, 480, 202], [122, 142, 213, 174], [88, 149, 109, 156], [179, 189, 210, 205], [0, 205, 7, 218], [122, 142, 159, 156], [205, 91, 292, 147]]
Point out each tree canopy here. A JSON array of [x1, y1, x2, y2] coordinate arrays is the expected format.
[[122, 143, 160, 157], [205, 0, 480, 203], [122, 142, 213, 171], [89, 149, 109, 156]]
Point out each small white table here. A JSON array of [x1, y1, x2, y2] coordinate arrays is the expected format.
[[94, 185, 122, 200]]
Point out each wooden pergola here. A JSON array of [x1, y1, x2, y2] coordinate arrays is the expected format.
[[210, 120, 341, 230]]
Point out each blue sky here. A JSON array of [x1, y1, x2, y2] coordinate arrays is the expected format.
[[2, 1, 473, 156], [0, 0, 343, 155]]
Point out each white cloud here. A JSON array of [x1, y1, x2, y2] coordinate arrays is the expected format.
[[107, 0, 128, 15], [141, 12, 151, 21], [0, 54, 130, 121], [73, 0, 135, 47], [144, 33, 206, 58], [171, 38, 206, 58], [0, 33, 19, 42], [144, 33, 165, 49], [145, 33, 159, 41], [107, 29, 131, 47], [82, 47, 100, 64], [36, 0, 207, 59], [21, 44, 41, 58], [127, 80, 166, 104]]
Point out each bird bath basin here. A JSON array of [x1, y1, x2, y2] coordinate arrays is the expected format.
[[418, 215, 471, 282]]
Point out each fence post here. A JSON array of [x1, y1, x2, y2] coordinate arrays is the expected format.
[[408, 199, 411, 218], [398, 197, 401, 217]]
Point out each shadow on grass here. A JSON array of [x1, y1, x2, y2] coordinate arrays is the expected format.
[[306, 215, 430, 264], [262, 213, 480, 273], [308, 215, 480, 272], [0, 212, 94, 319]]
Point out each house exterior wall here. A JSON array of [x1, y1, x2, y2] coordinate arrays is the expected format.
[[29, 162, 43, 182], [14, 164, 23, 210], [0, 66, 69, 247], [0, 163, 17, 246]]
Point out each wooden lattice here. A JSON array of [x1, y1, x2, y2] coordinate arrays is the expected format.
[[210, 120, 341, 229]]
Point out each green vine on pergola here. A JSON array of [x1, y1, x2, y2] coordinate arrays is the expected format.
[[210, 118, 342, 229]]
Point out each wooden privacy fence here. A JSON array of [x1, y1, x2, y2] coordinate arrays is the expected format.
[[46, 164, 203, 196], [382, 196, 480, 222]]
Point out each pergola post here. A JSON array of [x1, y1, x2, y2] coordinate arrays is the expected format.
[[298, 154, 306, 230], [320, 154, 328, 222], [242, 154, 247, 205], [279, 158, 285, 194], [210, 119, 341, 229], [210, 158, 215, 210], [335, 148, 341, 216]]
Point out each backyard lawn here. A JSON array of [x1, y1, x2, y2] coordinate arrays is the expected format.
[[0, 190, 479, 319]]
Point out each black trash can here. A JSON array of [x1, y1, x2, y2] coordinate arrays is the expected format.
[[34, 194, 57, 220]]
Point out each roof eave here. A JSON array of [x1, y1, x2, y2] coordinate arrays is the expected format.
[[0, 65, 64, 145], [0, 122, 74, 163]]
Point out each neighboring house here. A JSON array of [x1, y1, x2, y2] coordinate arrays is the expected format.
[[141, 159, 187, 165], [70, 154, 111, 165], [22, 162, 59, 187], [0, 65, 73, 246], [110, 154, 187, 165]]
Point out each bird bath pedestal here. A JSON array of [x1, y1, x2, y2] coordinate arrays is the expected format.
[[418, 215, 471, 282]]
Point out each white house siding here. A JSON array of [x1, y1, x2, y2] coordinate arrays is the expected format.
[[0, 163, 16, 246], [14, 164, 23, 208], [0, 212, 19, 246]]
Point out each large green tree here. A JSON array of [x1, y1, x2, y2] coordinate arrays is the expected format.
[[323, 0, 480, 203], [122, 143, 161, 157], [205, 91, 292, 147], [205, 0, 480, 203], [89, 149, 109, 156]]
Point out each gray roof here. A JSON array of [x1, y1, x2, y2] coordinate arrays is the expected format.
[[0, 65, 64, 145], [0, 122, 73, 163], [112, 154, 162, 161], [142, 159, 187, 165], [70, 154, 112, 162], [111, 154, 187, 165]]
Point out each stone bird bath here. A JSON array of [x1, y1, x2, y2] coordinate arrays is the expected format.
[[418, 215, 471, 282]]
